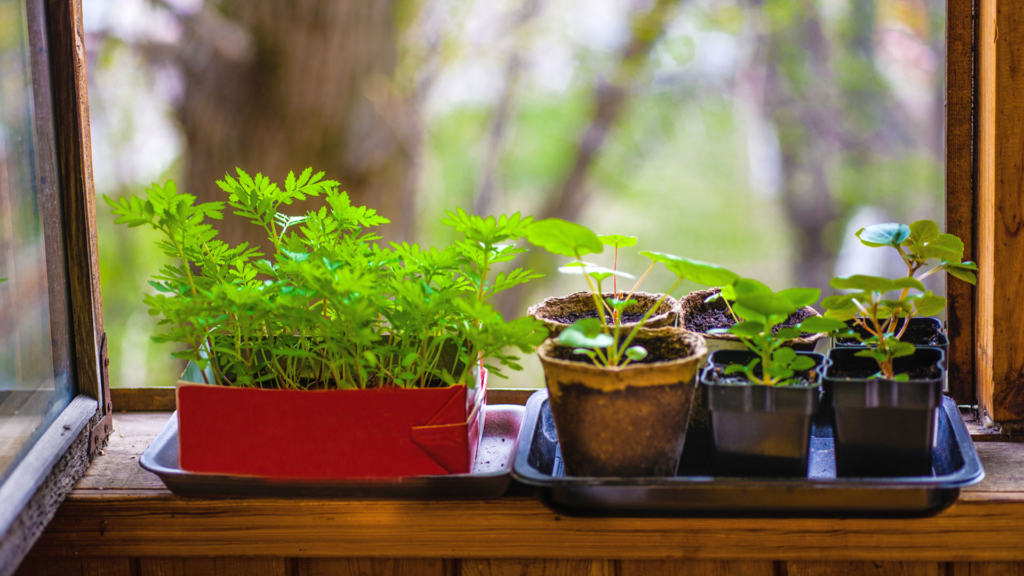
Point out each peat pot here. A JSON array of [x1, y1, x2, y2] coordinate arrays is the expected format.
[[537, 327, 707, 477], [700, 350, 824, 477], [175, 363, 488, 480], [527, 291, 681, 337], [824, 347, 945, 477], [679, 288, 827, 354]]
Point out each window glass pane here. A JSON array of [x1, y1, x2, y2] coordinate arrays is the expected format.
[[0, 0, 74, 481]]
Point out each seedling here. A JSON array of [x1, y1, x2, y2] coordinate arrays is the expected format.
[[821, 220, 977, 380], [105, 168, 547, 390], [711, 279, 845, 386], [527, 219, 738, 367]]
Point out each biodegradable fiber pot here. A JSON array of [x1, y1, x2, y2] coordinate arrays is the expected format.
[[680, 288, 826, 353], [527, 291, 681, 337], [824, 347, 944, 477], [700, 350, 824, 477], [537, 327, 707, 477]]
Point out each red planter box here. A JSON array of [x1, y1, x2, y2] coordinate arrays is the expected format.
[[175, 370, 487, 479]]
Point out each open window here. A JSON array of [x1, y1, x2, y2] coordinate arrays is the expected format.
[[0, 0, 109, 570]]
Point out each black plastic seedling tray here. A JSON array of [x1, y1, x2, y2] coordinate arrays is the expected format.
[[512, 390, 984, 517], [140, 405, 525, 499]]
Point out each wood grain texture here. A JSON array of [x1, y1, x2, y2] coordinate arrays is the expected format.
[[297, 559, 454, 576], [15, 556, 131, 576], [620, 561, 773, 576], [946, 0, 976, 404], [461, 560, 612, 576], [74, 412, 171, 491], [976, 0, 1024, 424], [952, 563, 1024, 575], [786, 562, 941, 576], [138, 557, 287, 576]]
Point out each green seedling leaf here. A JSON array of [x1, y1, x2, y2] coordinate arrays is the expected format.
[[910, 233, 964, 262], [723, 364, 746, 375], [527, 218, 603, 257], [891, 277, 927, 292], [944, 260, 979, 285], [558, 262, 635, 279], [830, 275, 894, 293], [791, 355, 816, 371], [597, 234, 638, 248], [912, 292, 946, 316], [638, 251, 739, 286], [774, 347, 797, 365], [704, 292, 721, 304], [775, 327, 802, 340], [732, 293, 799, 322], [777, 287, 820, 308], [606, 298, 639, 312], [907, 220, 940, 245], [797, 316, 848, 333], [856, 223, 910, 247], [625, 346, 648, 361], [558, 318, 614, 349], [572, 348, 597, 360], [731, 278, 772, 299], [889, 340, 916, 358], [728, 320, 766, 338]]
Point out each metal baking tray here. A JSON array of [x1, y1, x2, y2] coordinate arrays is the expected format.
[[512, 390, 983, 517], [140, 405, 525, 499]]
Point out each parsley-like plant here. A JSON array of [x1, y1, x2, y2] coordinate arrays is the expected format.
[[105, 168, 546, 390]]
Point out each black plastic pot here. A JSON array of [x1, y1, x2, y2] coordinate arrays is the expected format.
[[700, 350, 824, 477], [823, 347, 945, 477], [833, 317, 947, 356]]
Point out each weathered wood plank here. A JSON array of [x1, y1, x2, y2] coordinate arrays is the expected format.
[[24, 496, 1024, 561], [976, 0, 1024, 424], [15, 556, 131, 576], [73, 412, 171, 492], [951, 562, 1024, 575], [138, 557, 287, 576], [620, 560, 773, 576], [296, 559, 453, 576], [786, 562, 941, 576], [461, 559, 612, 576], [946, 0, 976, 405]]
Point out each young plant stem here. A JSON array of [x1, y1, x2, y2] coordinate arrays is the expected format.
[[625, 262, 656, 302], [616, 276, 683, 360]]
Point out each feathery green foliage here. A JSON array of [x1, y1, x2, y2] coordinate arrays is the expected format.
[[105, 168, 546, 390]]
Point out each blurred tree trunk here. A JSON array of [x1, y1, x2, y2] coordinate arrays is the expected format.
[[174, 0, 420, 249]]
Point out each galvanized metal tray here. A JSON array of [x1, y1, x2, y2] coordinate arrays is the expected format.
[[141, 405, 525, 499], [512, 390, 983, 517]]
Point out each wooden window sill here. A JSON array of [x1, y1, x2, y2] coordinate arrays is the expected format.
[[23, 405, 1024, 563]]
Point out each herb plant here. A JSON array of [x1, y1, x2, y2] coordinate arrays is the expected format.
[[526, 218, 738, 367], [821, 220, 977, 380], [105, 168, 547, 390], [712, 279, 845, 386]]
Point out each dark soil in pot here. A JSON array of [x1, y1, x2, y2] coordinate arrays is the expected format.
[[835, 317, 947, 348], [823, 347, 945, 477], [700, 350, 823, 477], [538, 327, 707, 477], [678, 288, 825, 352], [528, 291, 681, 337]]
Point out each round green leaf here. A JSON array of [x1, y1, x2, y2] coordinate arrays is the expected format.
[[790, 356, 816, 371], [890, 277, 927, 292], [558, 262, 635, 279], [907, 220, 940, 245], [625, 346, 648, 361], [639, 252, 739, 286], [777, 287, 820, 308], [944, 261, 978, 285], [911, 233, 964, 262], [558, 318, 614, 349], [912, 292, 946, 317], [732, 293, 798, 321], [797, 316, 848, 333], [597, 234, 638, 248], [856, 223, 911, 247], [830, 275, 894, 293], [731, 278, 771, 299], [527, 218, 604, 258], [727, 320, 765, 338]]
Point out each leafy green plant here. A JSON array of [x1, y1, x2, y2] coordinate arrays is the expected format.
[[105, 168, 547, 390], [711, 279, 845, 386], [527, 218, 737, 367], [821, 220, 977, 380]]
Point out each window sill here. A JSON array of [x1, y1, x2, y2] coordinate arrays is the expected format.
[[25, 400, 1024, 563]]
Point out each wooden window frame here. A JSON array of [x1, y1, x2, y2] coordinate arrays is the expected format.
[[948, 0, 1024, 427], [0, 0, 110, 573]]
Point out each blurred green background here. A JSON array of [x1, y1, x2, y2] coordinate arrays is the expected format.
[[82, 0, 946, 388]]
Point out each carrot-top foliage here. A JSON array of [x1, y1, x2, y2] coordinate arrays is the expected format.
[[105, 168, 546, 390]]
